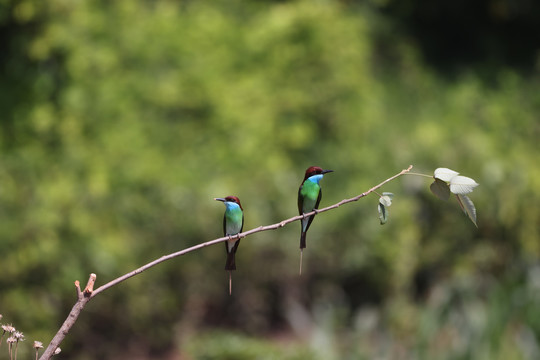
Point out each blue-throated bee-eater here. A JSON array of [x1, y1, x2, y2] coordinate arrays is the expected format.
[[297, 166, 333, 274], [215, 196, 244, 294]]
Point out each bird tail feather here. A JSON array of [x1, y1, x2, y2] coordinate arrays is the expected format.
[[300, 231, 307, 249], [225, 252, 236, 271]]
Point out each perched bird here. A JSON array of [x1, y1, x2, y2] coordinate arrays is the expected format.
[[215, 196, 244, 294], [297, 166, 333, 274]]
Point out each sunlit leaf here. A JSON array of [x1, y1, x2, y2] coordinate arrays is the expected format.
[[434, 168, 459, 181], [449, 175, 479, 195], [430, 178, 450, 201], [379, 193, 393, 206], [455, 194, 478, 227], [378, 203, 388, 224]]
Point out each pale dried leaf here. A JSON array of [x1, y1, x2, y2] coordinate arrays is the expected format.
[[450, 175, 479, 194], [434, 168, 459, 182], [456, 194, 478, 227], [379, 195, 393, 207]]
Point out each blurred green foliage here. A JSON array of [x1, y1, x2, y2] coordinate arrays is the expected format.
[[184, 330, 314, 360], [0, 0, 539, 359]]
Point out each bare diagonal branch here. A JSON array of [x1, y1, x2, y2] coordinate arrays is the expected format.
[[92, 165, 412, 296], [39, 165, 412, 360]]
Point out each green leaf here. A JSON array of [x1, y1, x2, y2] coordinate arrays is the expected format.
[[449, 175, 479, 195], [430, 178, 450, 201], [455, 194, 478, 227], [434, 168, 459, 181], [378, 203, 388, 224]]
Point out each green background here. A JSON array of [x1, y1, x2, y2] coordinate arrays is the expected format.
[[1, 0, 539, 359]]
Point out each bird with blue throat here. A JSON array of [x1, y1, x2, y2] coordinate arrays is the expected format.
[[215, 196, 244, 295], [297, 166, 333, 275]]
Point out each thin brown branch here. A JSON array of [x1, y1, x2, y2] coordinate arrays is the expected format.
[[83, 274, 97, 295], [39, 275, 94, 360], [39, 165, 412, 359], [74, 280, 82, 300]]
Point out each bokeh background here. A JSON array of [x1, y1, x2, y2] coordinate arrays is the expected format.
[[1, 0, 539, 359]]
